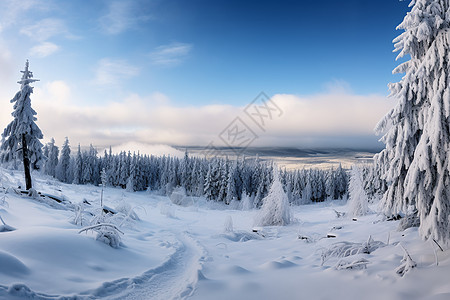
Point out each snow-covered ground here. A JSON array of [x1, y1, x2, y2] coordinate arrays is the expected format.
[[0, 168, 449, 300]]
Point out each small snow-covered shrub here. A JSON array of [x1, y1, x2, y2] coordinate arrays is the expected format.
[[335, 257, 370, 270], [254, 168, 292, 226], [79, 223, 124, 248], [115, 201, 140, 221], [0, 214, 16, 232], [395, 244, 416, 277], [321, 236, 385, 266], [348, 165, 370, 217], [220, 231, 262, 242], [90, 208, 111, 225], [333, 209, 346, 219], [28, 188, 39, 199], [71, 202, 88, 226]]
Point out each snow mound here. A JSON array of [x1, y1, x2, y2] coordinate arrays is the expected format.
[[259, 259, 297, 270], [218, 231, 262, 242], [0, 251, 29, 277], [218, 264, 251, 275]]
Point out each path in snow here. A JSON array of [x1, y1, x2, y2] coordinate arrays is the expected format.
[[88, 231, 208, 300], [0, 231, 207, 300]]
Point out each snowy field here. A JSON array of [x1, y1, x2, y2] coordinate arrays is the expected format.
[[0, 167, 449, 300]]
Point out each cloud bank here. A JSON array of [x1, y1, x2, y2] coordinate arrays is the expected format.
[[0, 80, 394, 151]]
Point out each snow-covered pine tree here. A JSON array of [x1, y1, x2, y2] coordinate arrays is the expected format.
[[376, 0, 450, 242], [1, 60, 43, 190], [348, 165, 370, 217], [302, 170, 313, 203], [335, 163, 348, 199], [44, 138, 59, 177], [225, 160, 238, 204], [325, 167, 336, 200], [179, 149, 189, 189], [217, 158, 228, 202], [56, 137, 71, 183], [204, 164, 213, 200], [254, 166, 292, 226], [292, 170, 302, 202], [73, 144, 83, 184]]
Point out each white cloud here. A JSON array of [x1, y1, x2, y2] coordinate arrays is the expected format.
[[29, 42, 60, 57], [20, 18, 69, 42], [99, 1, 151, 35], [92, 58, 139, 86], [25, 82, 394, 150], [0, 0, 39, 29], [150, 42, 193, 66]]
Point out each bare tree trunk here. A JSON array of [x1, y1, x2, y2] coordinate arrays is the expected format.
[[22, 134, 32, 190]]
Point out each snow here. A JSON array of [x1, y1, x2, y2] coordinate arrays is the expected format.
[[0, 167, 449, 299]]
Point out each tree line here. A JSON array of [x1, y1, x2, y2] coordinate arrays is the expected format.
[[40, 138, 349, 205]]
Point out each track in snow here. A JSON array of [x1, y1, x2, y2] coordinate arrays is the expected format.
[[88, 231, 208, 300], [0, 232, 207, 300]]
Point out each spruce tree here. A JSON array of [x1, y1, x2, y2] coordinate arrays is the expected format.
[[45, 138, 59, 177], [56, 137, 71, 183], [1, 60, 43, 190], [348, 165, 370, 217], [254, 167, 292, 226], [376, 0, 450, 242]]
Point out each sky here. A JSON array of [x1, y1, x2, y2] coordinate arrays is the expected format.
[[0, 0, 411, 153]]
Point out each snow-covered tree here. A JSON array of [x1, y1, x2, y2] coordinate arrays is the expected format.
[[44, 138, 59, 177], [254, 167, 292, 226], [73, 144, 83, 184], [376, 0, 450, 242], [335, 163, 348, 199], [204, 164, 213, 200], [56, 137, 71, 183], [348, 165, 370, 217], [1, 60, 43, 189], [225, 160, 238, 204]]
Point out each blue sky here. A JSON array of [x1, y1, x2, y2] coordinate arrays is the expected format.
[[0, 0, 410, 150]]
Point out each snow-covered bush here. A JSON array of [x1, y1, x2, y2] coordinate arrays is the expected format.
[[0, 213, 15, 232], [321, 236, 385, 266], [395, 244, 416, 277], [348, 165, 370, 217], [254, 167, 292, 227], [71, 202, 88, 226], [335, 257, 370, 270], [79, 223, 123, 248], [115, 201, 140, 222]]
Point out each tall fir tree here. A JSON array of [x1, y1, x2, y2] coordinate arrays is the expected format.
[[348, 165, 370, 217], [73, 144, 83, 184], [56, 137, 71, 183], [376, 0, 450, 242], [1, 60, 43, 190], [44, 138, 59, 177]]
